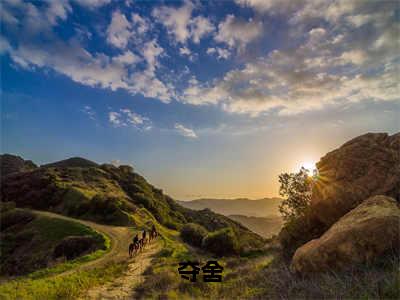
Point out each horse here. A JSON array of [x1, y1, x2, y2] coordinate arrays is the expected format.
[[150, 228, 158, 241], [128, 242, 135, 257]]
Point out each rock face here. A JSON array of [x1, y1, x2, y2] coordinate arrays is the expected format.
[[311, 132, 400, 227], [291, 195, 400, 273]]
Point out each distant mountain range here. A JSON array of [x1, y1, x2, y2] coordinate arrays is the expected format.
[[228, 215, 283, 238], [178, 197, 282, 218], [178, 198, 283, 238]]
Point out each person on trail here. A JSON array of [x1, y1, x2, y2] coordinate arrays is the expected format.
[[150, 224, 157, 240], [142, 230, 146, 240], [133, 233, 139, 245]]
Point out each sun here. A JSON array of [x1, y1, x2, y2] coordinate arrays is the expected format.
[[299, 161, 317, 172]]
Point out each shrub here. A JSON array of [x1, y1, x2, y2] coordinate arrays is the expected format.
[[202, 227, 239, 256], [180, 223, 208, 247], [278, 210, 326, 258]]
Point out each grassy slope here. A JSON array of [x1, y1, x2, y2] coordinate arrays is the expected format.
[[136, 234, 399, 299], [1, 162, 264, 251], [0, 208, 107, 277]]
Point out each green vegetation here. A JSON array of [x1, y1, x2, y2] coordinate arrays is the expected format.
[[0, 262, 127, 300], [202, 228, 239, 257], [1, 158, 264, 250], [180, 223, 208, 247], [0, 207, 107, 276], [277, 167, 326, 256], [278, 167, 313, 222]]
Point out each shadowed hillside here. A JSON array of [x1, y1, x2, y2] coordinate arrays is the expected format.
[[0, 154, 37, 177]]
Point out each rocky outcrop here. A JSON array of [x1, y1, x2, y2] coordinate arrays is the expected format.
[[291, 195, 400, 273], [311, 132, 400, 227]]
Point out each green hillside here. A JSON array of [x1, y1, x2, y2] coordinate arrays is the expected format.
[[0, 203, 107, 276], [0, 155, 264, 252]]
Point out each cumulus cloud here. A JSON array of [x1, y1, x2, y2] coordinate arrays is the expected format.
[[113, 50, 141, 65], [179, 0, 399, 116], [1, 1, 174, 103], [207, 47, 230, 60], [214, 15, 263, 51], [109, 108, 152, 130], [107, 10, 131, 49], [175, 123, 198, 138], [190, 16, 214, 44], [152, 1, 213, 44], [152, 1, 194, 44]]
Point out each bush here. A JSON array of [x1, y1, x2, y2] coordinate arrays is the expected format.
[[278, 210, 326, 258], [180, 223, 208, 247], [202, 227, 239, 256]]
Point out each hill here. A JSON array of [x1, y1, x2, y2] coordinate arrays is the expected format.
[[0, 154, 37, 177], [0, 156, 264, 252], [178, 197, 282, 217], [228, 215, 283, 238], [41, 157, 99, 169]]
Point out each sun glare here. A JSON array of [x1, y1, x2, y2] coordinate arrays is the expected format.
[[299, 161, 316, 172]]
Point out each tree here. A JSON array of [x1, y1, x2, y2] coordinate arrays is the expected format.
[[278, 167, 314, 222]]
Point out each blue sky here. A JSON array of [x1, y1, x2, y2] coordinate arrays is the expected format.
[[1, 0, 399, 199]]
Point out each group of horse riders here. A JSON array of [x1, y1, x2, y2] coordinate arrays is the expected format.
[[129, 224, 158, 257]]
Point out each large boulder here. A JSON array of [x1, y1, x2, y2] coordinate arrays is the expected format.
[[311, 132, 400, 227], [291, 195, 400, 273]]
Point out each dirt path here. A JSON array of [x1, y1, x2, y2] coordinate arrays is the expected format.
[[31, 210, 161, 299], [31, 210, 134, 273], [83, 241, 161, 299]]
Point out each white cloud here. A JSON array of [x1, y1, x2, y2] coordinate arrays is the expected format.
[[109, 111, 123, 126], [131, 13, 150, 36], [207, 47, 230, 60], [152, 1, 194, 44], [141, 39, 163, 73], [152, 1, 213, 44], [235, 0, 301, 14], [175, 123, 197, 138], [109, 108, 152, 130], [190, 16, 214, 43], [106, 10, 131, 49], [215, 15, 263, 51], [180, 47, 191, 56], [113, 50, 141, 65]]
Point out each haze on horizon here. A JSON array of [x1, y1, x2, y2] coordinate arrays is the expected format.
[[1, 0, 399, 200]]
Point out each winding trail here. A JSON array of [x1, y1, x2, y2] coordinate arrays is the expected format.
[[31, 210, 161, 298]]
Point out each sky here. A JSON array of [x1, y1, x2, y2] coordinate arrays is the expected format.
[[1, 0, 399, 200]]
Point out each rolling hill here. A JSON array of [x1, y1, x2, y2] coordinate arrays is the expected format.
[[0, 154, 264, 251]]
